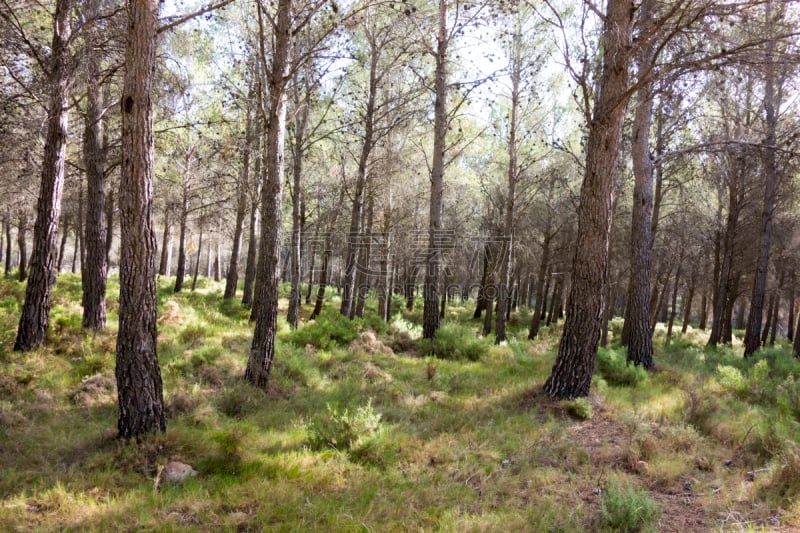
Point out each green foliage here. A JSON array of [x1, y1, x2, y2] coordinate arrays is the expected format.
[[178, 323, 207, 347], [600, 479, 661, 532], [563, 397, 593, 420], [716, 365, 748, 396], [285, 309, 359, 349], [416, 323, 489, 361], [595, 348, 648, 386], [307, 400, 383, 453]]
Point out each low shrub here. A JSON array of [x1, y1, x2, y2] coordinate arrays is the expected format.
[[563, 397, 593, 420], [416, 323, 489, 361], [600, 479, 661, 532], [285, 309, 358, 350], [307, 400, 383, 452], [595, 348, 648, 387]]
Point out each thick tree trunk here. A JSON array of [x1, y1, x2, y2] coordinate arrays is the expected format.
[[14, 0, 72, 351], [623, 0, 656, 367], [116, 0, 166, 439], [423, 0, 448, 339], [544, 0, 634, 399], [81, 8, 109, 330], [246, 0, 292, 388]]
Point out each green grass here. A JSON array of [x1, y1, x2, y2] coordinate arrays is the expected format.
[[1, 274, 800, 530]]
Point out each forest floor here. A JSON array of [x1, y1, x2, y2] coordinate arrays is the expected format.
[[1, 274, 800, 532]]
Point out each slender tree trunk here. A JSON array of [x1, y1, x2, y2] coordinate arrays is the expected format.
[[474, 241, 491, 318], [768, 288, 780, 346], [57, 222, 69, 272], [305, 221, 317, 305], [355, 195, 375, 318], [159, 209, 171, 276], [681, 271, 696, 334], [174, 181, 189, 292], [17, 215, 27, 282], [744, 4, 780, 357], [761, 292, 775, 346], [721, 274, 739, 344], [214, 242, 221, 281], [528, 233, 551, 339], [14, 0, 73, 351], [116, 0, 166, 439], [224, 93, 253, 300], [105, 190, 114, 263], [544, 0, 634, 399], [788, 271, 796, 341], [191, 225, 203, 291], [4, 217, 11, 276], [666, 262, 682, 341], [242, 196, 259, 306], [377, 199, 392, 321], [495, 27, 521, 344], [246, 0, 292, 387], [423, 0, 448, 339], [81, 4, 108, 330]]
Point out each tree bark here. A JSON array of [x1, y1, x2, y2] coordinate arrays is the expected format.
[[544, 0, 634, 399], [57, 222, 69, 272], [81, 2, 109, 330], [355, 195, 375, 318], [246, 0, 292, 388], [14, 0, 73, 351], [623, 0, 656, 367], [16, 214, 27, 282], [423, 0, 448, 339], [287, 84, 308, 326], [224, 100, 252, 299], [743, 3, 780, 357], [105, 189, 114, 263], [116, 0, 166, 439], [681, 271, 696, 334], [158, 209, 171, 276], [173, 174, 190, 292], [191, 224, 203, 291], [4, 217, 11, 276]]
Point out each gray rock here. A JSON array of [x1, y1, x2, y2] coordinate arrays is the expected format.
[[163, 461, 198, 484]]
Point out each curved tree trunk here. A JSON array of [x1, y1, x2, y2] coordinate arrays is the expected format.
[[14, 0, 73, 351], [544, 0, 634, 399], [116, 0, 166, 439]]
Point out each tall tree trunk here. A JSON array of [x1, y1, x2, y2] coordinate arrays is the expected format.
[[474, 241, 491, 318], [81, 4, 108, 330], [246, 0, 292, 388], [14, 0, 73, 351], [73, 178, 83, 273], [224, 91, 254, 300], [116, 0, 166, 439], [341, 51, 378, 319], [377, 195, 392, 321], [213, 241, 221, 281], [305, 221, 318, 305], [496, 26, 521, 344], [768, 287, 780, 346], [544, 0, 634, 399], [761, 292, 775, 346], [744, 3, 780, 357], [173, 180, 189, 292], [623, 0, 656, 367], [423, 0, 448, 340]]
